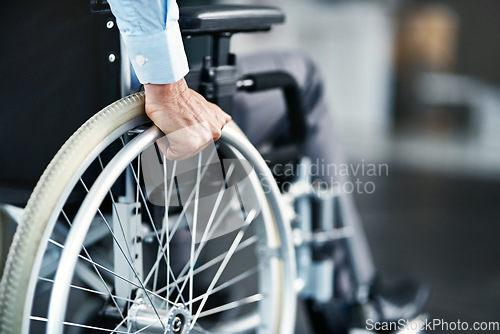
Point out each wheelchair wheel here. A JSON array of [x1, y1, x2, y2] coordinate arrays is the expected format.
[[0, 93, 296, 333]]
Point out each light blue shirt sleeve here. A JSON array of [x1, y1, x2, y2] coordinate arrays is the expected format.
[[107, 0, 189, 84]]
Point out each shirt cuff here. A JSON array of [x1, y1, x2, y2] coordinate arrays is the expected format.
[[121, 23, 189, 84]]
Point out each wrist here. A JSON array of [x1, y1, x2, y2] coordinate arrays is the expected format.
[[144, 78, 189, 102]]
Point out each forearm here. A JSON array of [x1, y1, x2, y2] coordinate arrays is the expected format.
[[107, 0, 189, 84], [106, 0, 231, 161]]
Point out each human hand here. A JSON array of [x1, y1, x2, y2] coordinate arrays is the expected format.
[[144, 78, 231, 161]]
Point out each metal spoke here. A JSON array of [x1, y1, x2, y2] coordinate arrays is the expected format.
[[30, 316, 131, 333], [171, 163, 237, 304], [156, 202, 233, 296], [37, 277, 135, 304], [125, 158, 187, 308], [185, 266, 261, 306], [78, 188, 165, 330], [95, 157, 138, 273], [47, 235, 172, 307], [152, 157, 176, 295], [191, 210, 257, 328], [155, 235, 257, 296], [140, 150, 218, 294], [112, 316, 129, 334], [165, 159, 177, 305], [60, 209, 126, 321], [198, 294, 263, 319], [189, 152, 202, 314], [164, 148, 217, 244]]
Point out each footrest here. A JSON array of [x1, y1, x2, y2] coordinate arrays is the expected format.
[[179, 5, 285, 35]]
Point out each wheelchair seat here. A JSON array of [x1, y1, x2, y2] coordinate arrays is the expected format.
[[179, 5, 285, 35]]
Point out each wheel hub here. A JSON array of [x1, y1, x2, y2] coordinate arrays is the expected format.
[[166, 306, 191, 334], [123, 302, 191, 333]]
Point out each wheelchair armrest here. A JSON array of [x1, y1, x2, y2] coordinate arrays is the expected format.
[[179, 5, 285, 35]]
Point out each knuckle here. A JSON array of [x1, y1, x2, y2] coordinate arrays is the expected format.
[[213, 129, 222, 140]]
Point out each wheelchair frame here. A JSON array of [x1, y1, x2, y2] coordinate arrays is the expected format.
[[0, 5, 365, 334]]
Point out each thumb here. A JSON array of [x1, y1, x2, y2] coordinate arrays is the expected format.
[[165, 146, 178, 161], [156, 137, 170, 157]]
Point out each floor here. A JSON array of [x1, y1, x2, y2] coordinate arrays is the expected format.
[[356, 168, 500, 330], [293, 167, 500, 333]]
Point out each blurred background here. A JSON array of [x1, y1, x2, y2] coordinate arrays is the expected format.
[[181, 0, 500, 330], [1, 0, 497, 332]]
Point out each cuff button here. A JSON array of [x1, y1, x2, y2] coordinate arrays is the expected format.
[[135, 55, 147, 65]]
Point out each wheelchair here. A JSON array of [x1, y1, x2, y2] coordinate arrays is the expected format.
[[0, 5, 427, 334]]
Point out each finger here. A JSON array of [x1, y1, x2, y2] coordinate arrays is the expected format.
[[166, 141, 212, 161], [191, 141, 212, 156], [212, 111, 231, 130], [156, 136, 170, 157], [165, 146, 181, 161], [212, 128, 222, 141], [217, 108, 232, 122]]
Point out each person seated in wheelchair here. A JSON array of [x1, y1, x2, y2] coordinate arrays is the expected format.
[[0, 0, 428, 332]]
